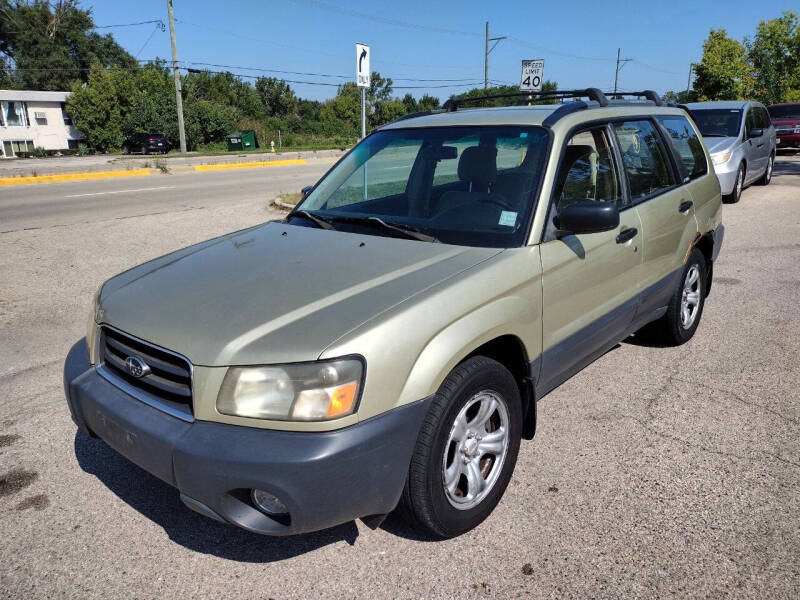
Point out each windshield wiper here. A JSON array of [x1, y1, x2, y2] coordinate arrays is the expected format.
[[329, 215, 439, 243], [286, 209, 336, 230], [701, 133, 728, 137]]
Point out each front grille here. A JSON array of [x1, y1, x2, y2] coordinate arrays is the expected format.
[[99, 325, 193, 418]]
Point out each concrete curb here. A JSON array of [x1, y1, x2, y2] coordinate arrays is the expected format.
[[194, 158, 307, 172], [0, 168, 151, 186]]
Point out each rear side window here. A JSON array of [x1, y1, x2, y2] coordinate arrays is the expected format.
[[612, 120, 675, 202], [656, 115, 708, 180]]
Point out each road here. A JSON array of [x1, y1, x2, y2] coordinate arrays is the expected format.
[[0, 158, 335, 232], [0, 156, 798, 599]]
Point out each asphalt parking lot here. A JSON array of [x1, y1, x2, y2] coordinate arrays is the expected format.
[[0, 155, 798, 599]]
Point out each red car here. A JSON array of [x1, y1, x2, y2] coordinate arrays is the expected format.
[[768, 103, 800, 150]]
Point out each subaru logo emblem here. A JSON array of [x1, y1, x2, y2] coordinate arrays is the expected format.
[[125, 356, 151, 378]]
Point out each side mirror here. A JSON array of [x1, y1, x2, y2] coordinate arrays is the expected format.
[[748, 128, 764, 138], [301, 185, 314, 200], [555, 201, 620, 235]]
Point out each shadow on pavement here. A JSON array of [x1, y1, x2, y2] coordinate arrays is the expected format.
[[773, 158, 800, 178], [74, 430, 360, 562]]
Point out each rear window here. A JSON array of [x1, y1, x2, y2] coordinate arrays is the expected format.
[[768, 105, 800, 119], [656, 115, 708, 180]]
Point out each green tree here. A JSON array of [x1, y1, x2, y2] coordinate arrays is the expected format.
[[417, 94, 441, 111], [0, 0, 136, 91], [692, 29, 750, 100], [450, 80, 558, 107], [401, 93, 417, 114], [66, 62, 123, 151], [254, 77, 298, 118], [747, 11, 800, 104]]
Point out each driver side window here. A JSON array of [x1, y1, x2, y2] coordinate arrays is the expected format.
[[554, 127, 623, 212]]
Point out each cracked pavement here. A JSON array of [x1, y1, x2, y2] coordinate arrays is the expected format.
[[0, 154, 798, 598]]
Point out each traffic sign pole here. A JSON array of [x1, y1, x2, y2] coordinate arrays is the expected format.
[[361, 87, 366, 140]]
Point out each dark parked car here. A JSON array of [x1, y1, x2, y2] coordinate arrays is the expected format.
[[122, 133, 168, 155], [768, 103, 800, 150]]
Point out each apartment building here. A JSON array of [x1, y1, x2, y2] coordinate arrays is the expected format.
[[1, 90, 84, 158]]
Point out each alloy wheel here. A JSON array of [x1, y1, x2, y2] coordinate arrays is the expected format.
[[680, 264, 701, 329], [442, 390, 510, 510]]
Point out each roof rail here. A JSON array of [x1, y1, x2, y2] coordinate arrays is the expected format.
[[607, 90, 664, 106], [382, 108, 446, 127], [443, 88, 609, 112]]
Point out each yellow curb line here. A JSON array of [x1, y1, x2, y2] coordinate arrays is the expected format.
[[0, 169, 152, 186], [194, 158, 307, 171]]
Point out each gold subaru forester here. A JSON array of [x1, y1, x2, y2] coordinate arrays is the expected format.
[[64, 89, 723, 538]]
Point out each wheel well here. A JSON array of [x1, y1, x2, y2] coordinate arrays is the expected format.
[[694, 233, 714, 296], [463, 335, 536, 440]]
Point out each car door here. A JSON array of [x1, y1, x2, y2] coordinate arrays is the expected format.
[[538, 124, 643, 395], [743, 107, 767, 181], [613, 117, 697, 321]]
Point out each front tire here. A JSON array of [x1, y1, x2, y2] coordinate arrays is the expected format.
[[399, 356, 522, 538], [649, 247, 707, 346], [724, 163, 744, 203], [757, 153, 774, 185]]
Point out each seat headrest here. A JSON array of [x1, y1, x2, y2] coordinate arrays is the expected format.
[[563, 144, 596, 165], [457, 146, 497, 187]]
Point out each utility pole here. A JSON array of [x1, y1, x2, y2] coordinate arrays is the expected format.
[[167, 0, 187, 153], [613, 47, 631, 97], [484, 21, 507, 89]]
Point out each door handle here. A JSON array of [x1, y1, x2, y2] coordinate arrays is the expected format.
[[679, 200, 693, 214], [616, 227, 638, 244]]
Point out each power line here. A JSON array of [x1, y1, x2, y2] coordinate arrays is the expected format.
[[94, 20, 166, 29], [285, 0, 480, 37], [506, 37, 611, 62], [4, 64, 485, 89]]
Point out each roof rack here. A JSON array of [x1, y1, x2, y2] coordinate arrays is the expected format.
[[607, 90, 664, 106], [443, 88, 609, 112]]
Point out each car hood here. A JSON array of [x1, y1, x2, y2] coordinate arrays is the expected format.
[[99, 222, 501, 366], [704, 137, 739, 154]]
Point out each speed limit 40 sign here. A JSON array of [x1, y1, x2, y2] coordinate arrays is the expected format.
[[520, 59, 545, 92]]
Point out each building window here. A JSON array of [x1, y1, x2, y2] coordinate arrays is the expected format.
[[2, 101, 29, 127], [1, 139, 34, 157], [61, 102, 73, 126], [34, 111, 48, 126]]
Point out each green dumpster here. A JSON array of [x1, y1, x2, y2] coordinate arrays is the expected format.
[[226, 130, 259, 152]]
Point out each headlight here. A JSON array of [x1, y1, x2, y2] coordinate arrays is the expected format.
[[711, 151, 731, 165], [217, 358, 364, 421]]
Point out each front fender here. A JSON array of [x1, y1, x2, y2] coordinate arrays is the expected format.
[[398, 295, 540, 405]]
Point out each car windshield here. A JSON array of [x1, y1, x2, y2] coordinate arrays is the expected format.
[[689, 109, 742, 137], [768, 105, 800, 119], [292, 125, 549, 248]]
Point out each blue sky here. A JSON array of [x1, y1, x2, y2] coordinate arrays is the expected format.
[[89, 0, 797, 101]]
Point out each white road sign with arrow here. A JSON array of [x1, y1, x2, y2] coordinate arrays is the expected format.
[[356, 43, 370, 88], [520, 59, 545, 92]]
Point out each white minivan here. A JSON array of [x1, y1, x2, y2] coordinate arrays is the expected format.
[[685, 101, 776, 203]]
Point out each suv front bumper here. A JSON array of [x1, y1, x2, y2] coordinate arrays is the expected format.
[[64, 339, 430, 536]]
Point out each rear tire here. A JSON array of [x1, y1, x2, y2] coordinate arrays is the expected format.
[[399, 356, 522, 538], [724, 163, 744, 203], [140, 145, 148, 155], [648, 247, 707, 346], [757, 153, 774, 185]]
